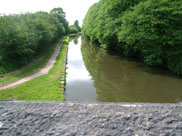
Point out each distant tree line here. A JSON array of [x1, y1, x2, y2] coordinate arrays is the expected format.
[[69, 20, 81, 34], [0, 8, 68, 74], [82, 0, 182, 75]]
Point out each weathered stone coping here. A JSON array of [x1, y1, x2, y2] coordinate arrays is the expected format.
[[0, 101, 182, 136]]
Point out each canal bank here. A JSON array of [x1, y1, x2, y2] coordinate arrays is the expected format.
[[0, 101, 182, 136], [0, 37, 69, 101]]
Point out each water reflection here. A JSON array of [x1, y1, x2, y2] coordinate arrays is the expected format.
[[69, 33, 80, 44], [65, 36, 97, 102], [81, 38, 182, 103], [65, 36, 182, 103]]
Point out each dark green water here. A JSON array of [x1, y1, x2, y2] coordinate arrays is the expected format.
[[65, 36, 182, 103]]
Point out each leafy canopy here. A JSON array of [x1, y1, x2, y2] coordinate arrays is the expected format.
[[82, 0, 182, 75], [0, 8, 69, 74]]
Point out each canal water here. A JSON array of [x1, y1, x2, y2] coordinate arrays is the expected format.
[[65, 36, 182, 103]]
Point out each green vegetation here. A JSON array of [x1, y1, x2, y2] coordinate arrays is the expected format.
[[74, 20, 81, 32], [81, 38, 182, 103], [0, 8, 68, 74], [0, 39, 60, 86], [82, 0, 182, 75], [0, 37, 69, 101], [69, 20, 81, 34]]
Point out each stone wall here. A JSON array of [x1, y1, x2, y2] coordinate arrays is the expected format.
[[0, 101, 182, 136]]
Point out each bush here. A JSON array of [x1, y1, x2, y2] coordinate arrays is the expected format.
[[69, 20, 81, 34], [69, 25, 80, 34], [82, 0, 182, 75], [0, 8, 68, 73], [0, 67, 7, 74], [118, 0, 182, 73]]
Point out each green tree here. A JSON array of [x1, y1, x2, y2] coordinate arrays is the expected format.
[[74, 20, 81, 32], [68, 20, 81, 34], [69, 25, 79, 34], [50, 8, 65, 16], [82, 0, 182, 75], [118, 0, 182, 74], [74, 20, 79, 27], [0, 7, 69, 74]]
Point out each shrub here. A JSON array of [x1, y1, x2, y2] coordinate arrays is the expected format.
[[82, 0, 182, 75]]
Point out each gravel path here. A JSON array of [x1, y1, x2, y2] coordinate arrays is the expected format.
[[0, 39, 63, 91], [0, 101, 182, 136]]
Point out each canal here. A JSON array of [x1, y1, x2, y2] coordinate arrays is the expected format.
[[65, 35, 182, 103]]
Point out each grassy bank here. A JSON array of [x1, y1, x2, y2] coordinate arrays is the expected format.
[[0, 37, 69, 101], [0, 38, 63, 87]]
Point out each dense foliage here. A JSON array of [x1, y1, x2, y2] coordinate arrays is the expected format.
[[69, 20, 81, 34], [0, 8, 68, 74], [82, 0, 182, 75]]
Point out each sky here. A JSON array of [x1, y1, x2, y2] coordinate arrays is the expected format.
[[0, 0, 99, 25]]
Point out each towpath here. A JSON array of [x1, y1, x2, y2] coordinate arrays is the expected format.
[[0, 39, 63, 91]]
